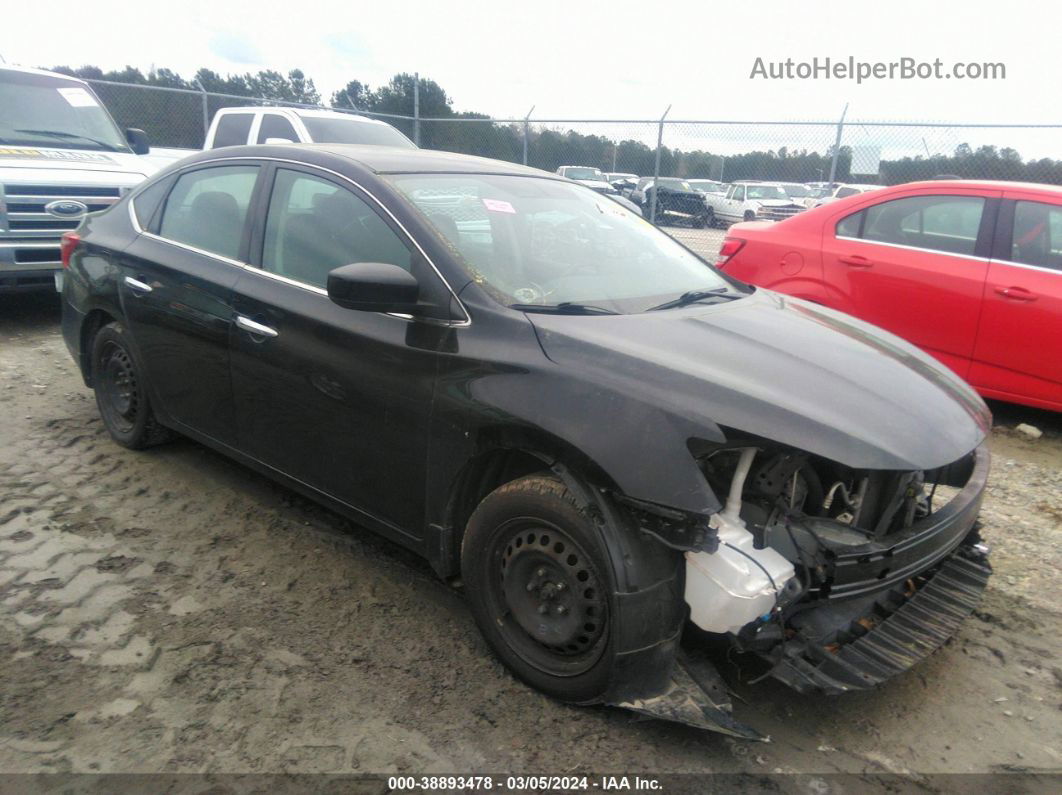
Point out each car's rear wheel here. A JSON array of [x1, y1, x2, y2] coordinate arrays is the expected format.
[[462, 474, 619, 704], [705, 207, 717, 227], [91, 322, 173, 449]]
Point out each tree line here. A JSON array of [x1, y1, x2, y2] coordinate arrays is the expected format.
[[49, 64, 1062, 186]]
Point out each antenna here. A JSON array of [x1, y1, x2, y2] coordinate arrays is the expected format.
[[0, 52, 7, 64]]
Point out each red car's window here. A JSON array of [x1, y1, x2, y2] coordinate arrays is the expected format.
[[1009, 201, 1062, 271], [841, 195, 985, 257], [835, 211, 864, 238]]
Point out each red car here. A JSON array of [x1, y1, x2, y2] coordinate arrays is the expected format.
[[717, 180, 1062, 411]]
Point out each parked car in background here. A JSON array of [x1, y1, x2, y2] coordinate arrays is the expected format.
[[630, 177, 711, 226], [803, 184, 836, 206], [688, 179, 728, 196], [60, 144, 993, 739], [717, 180, 1062, 410], [703, 181, 806, 226], [205, 107, 415, 150], [810, 182, 881, 208], [555, 165, 618, 195], [777, 182, 812, 202], [606, 172, 640, 195], [0, 64, 175, 292]]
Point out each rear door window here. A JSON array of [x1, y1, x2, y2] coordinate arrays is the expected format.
[[257, 114, 299, 144], [861, 195, 985, 256], [213, 113, 253, 147], [158, 165, 260, 260]]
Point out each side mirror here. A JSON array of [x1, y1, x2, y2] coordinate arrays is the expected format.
[[327, 262, 420, 313], [126, 128, 150, 155]]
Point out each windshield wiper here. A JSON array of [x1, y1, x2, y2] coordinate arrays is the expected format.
[[510, 302, 619, 315], [14, 129, 123, 152], [646, 287, 743, 312]]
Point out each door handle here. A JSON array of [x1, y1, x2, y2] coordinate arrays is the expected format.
[[124, 276, 153, 294], [839, 255, 872, 268], [235, 315, 279, 338], [994, 286, 1037, 302]]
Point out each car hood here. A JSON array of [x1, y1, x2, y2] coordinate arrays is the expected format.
[[0, 146, 154, 181], [527, 289, 990, 471]]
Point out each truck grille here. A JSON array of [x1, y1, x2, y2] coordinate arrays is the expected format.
[[757, 204, 806, 222], [0, 183, 122, 269]]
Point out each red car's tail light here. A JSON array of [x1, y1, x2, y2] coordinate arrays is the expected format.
[[715, 237, 746, 267], [60, 232, 81, 270]]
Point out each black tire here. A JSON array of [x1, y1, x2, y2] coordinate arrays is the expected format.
[[705, 207, 717, 228], [743, 210, 756, 222], [462, 474, 619, 704], [91, 321, 173, 449]]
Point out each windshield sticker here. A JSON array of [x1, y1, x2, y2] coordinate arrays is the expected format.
[[57, 87, 99, 107], [482, 198, 516, 214], [0, 147, 116, 163]]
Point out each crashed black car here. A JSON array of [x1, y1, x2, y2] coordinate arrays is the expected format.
[[60, 144, 992, 739]]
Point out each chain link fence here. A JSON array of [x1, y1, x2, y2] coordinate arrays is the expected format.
[[85, 78, 1062, 255]]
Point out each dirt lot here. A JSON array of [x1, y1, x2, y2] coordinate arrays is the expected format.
[[1, 292, 1060, 783]]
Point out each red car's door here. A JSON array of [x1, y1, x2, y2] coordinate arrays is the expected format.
[[969, 192, 1062, 410], [819, 188, 1000, 378]]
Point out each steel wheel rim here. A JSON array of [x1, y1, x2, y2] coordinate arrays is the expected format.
[[487, 517, 609, 677], [98, 341, 139, 434]]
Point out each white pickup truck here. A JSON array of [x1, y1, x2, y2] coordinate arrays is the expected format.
[[703, 181, 807, 226], [204, 107, 415, 149], [0, 65, 180, 292]]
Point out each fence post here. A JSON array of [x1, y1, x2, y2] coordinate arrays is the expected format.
[[649, 105, 671, 225], [827, 102, 848, 186], [413, 72, 421, 146], [195, 80, 209, 146], [522, 106, 535, 166]]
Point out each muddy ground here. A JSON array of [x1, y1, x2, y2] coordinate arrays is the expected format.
[[1, 292, 1060, 784]]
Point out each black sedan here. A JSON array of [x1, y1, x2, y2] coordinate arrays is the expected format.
[[60, 144, 993, 738]]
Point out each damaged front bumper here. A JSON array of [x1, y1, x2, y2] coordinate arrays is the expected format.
[[769, 539, 991, 694], [608, 444, 992, 739]]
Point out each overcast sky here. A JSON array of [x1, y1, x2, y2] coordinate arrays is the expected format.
[[6, 0, 1060, 156]]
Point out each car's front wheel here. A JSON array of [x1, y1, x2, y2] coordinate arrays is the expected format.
[[91, 321, 173, 449], [462, 474, 621, 704]]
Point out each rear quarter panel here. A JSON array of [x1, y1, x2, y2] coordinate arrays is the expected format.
[[723, 217, 827, 303]]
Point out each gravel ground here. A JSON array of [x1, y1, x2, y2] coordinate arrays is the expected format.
[[1, 292, 1060, 783]]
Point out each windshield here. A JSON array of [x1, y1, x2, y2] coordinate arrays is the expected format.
[[689, 180, 723, 192], [782, 184, 810, 198], [658, 178, 694, 191], [563, 167, 605, 181], [390, 174, 741, 314], [0, 70, 130, 152], [745, 185, 788, 200], [301, 116, 416, 148]]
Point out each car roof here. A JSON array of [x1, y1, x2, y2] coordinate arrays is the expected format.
[[184, 143, 558, 178], [886, 179, 1062, 194], [289, 109, 402, 127], [215, 106, 393, 127], [1, 64, 89, 84]]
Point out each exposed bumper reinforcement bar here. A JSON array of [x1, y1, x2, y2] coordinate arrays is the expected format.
[[770, 545, 992, 695]]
